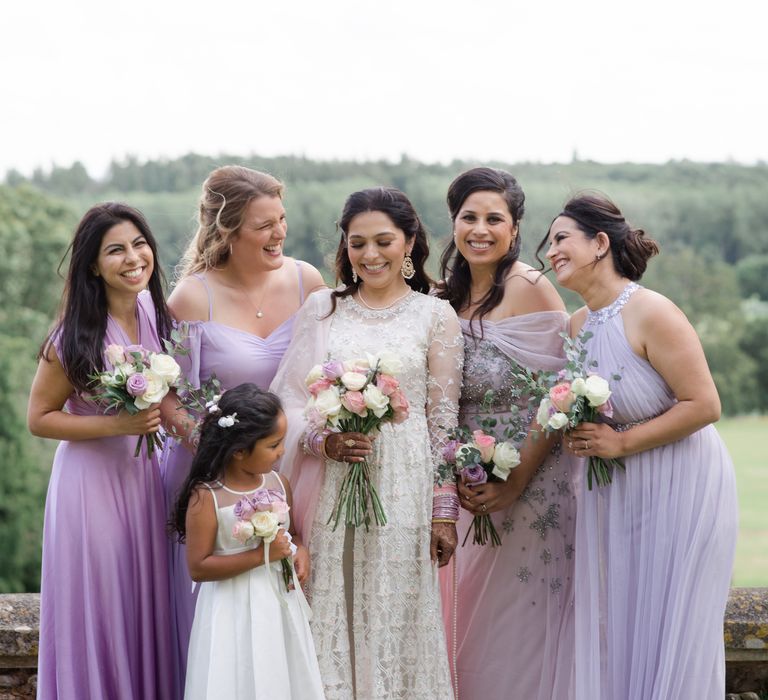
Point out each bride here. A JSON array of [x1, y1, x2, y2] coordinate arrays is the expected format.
[[272, 187, 463, 699]]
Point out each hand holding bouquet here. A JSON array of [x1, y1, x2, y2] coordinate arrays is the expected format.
[[304, 351, 409, 531], [89, 344, 181, 457]]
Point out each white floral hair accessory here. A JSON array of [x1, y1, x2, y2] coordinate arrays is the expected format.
[[218, 413, 238, 428], [206, 394, 223, 414]]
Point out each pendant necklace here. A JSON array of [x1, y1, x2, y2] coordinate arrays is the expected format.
[[239, 274, 272, 319], [357, 286, 411, 310]]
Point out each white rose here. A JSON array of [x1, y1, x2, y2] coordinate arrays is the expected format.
[[367, 351, 403, 376], [149, 353, 181, 385], [491, 442, 520, 480], [305, 364, 324, 387], [584, 374, 611, 407], [115, 362, 137, 378], [218, 413, 238, 428], [314, 387, 342, 418], [105, 344, 125, 366], [547, 412, 569, 430], [340, 371, 367, 391], [133, 370, 170, 409], [232, 519, 255, 544], [570, 377, 587, 396], [362, 384, 390, 417], [536, 398, 553, 428], [250, 511, 280, 542], [343, 357, 370, 372]]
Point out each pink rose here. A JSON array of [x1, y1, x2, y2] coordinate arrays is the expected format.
[[597, 399, 614, 419], [308, 378, 333, 397], [232, 519, 255, 544], [126, 372, 148, 398], [389, 389, 410, 424], [271, 500, 290, 525], [376, 373, 400, 396], [341, 390, 368, 416], [549, 382, 575, 412], [472, 430, 496, 463]]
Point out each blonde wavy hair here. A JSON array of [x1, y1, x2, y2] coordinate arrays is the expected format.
[[177, 165, 284, 278]]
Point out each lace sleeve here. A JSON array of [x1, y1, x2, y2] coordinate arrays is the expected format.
[[426, 299, 464, 485]]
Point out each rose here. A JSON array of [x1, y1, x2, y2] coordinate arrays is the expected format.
[[340, 371, 367, 392], [133, 370, 169, 409], [460, 465, 488, 485], [341, 390, 368, 416], [455, 443, 480, 468], [343, 357, 370, 372], [547, 412, 569, 430], [363, 384, 390, 418], [105, 344, 125, 366], [124, 344, 148, 363], [367, 351, 403, 376], [314, 387, 342, 419], [305, 364, 324, 387], [218, 413, 238, 428], [492, 442, 521, 480], [271, 500, 290, 525], [232, 519, 255, 544], [536, 398, 553, 429], [472, 430, 497, 463], [584, 374, 611, 407], [149, 353, 181, 384], [114, 362, 137, 378], [233, 497, 256, 521], [307, 378, 333, 397], [125, 372, 149, 398], [376, 373, 400, 396], [570, 377, 587, 396], [549, 382, 575, 412], [247, 490, 274, 512], [597, 399, 614, 419], [250, 511, 280, 542], [322, 360, 345, 380], [389, 389, 409, 424], [441, 439, 460, 464]]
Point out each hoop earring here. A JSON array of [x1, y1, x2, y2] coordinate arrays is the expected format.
[[401, 255, 416, 280], [352, 268, 358, 284]]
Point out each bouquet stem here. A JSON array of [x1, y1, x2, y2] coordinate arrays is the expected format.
[[586, 456, 626, 490], [462, 513, 502, 547], [133, 432, 163, 459], [328, 458, 387, 532]]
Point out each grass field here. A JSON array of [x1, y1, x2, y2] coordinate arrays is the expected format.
[[716, 415, 768, 587]]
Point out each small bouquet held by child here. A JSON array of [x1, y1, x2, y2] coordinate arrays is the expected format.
[[89, 344, 181, 457], [441, 426, 521, 546], [232, 490, 296, 593], [304, 351, 409, 531], [533, 331, 623, 489]]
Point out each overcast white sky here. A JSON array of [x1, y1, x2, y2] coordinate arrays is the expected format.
[[3, 0, 767, 177]]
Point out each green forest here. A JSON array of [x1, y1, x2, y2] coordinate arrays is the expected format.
[[2, 153, 768, 592]]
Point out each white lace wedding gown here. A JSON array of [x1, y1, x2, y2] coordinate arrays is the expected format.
[[272, 289, 463, 700]]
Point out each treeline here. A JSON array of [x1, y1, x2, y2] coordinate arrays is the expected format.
[[2, 154, 768, 591]]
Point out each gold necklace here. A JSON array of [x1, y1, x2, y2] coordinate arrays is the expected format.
[[356, 285, 412, 310]]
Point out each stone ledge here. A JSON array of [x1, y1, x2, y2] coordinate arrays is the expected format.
[[0, 595, 38, 667]]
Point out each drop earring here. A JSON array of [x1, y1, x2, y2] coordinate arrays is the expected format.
[[352, 268, 358, 284], [401, 255, 415, 280]]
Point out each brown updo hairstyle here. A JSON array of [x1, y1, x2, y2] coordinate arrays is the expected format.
[[437, 167, 525, 320], [536, 193, 659, 281], [326, 186, 432, 315], [177, 166, 284, 278]]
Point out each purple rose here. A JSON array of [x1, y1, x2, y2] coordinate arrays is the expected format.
[[126, 372, 148, 398], [266, 489, 286, 504], [249, 490, 274, 512], [460, 465, 488, 485], [322, 360, 345, 380], [124, 344, 148, 363], [441, 439, 460, 464], [233, 497, 256, 521]]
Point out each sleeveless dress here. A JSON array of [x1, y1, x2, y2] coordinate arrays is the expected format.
[[184, 471, 324, 700], [574, 283, 738, 700], [272, 289, 463, 700], [37, 291, 175, 700], [162, 261, 305, 693], [449, 313, 576, 700]]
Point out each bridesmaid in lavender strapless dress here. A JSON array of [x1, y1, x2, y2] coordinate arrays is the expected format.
[[160, 166, 324, 695]]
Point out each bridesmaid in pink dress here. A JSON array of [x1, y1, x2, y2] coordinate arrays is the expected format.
[[437, 168, 576, 699], [28, 203, 176, 699], [160, 166, 324, 693], [540, 193, 737, 699]]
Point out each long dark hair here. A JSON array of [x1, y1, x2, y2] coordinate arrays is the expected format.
[[437, 167, 525, 322], [39, 203, 173, 392], [327, 187, 432, 315], [534, 192, 659, 281], [171, 383, 283, 541]]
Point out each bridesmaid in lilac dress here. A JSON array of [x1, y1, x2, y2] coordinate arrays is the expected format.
[[540, 193, 738, 700], [437, 168, 575, 699], [28, 204, 176, 699], [161, 166, 324, 691]]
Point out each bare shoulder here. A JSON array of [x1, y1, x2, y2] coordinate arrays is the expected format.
[[504, 262, 566, 314], [168, 275, 210, 323], [295, 259, 327, 294], [187, 484, 215, 516], [569, 306, 589, 336], [625, 287, 689, 332]]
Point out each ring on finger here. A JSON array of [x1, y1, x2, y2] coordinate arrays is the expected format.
[[584, 439, 590, 450], [480, 503, 487, 512], [344, 438, 356, 448]]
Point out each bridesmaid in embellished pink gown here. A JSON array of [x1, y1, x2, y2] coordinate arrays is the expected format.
[[28, 204, 176, 699], [437, 168, 576, 699], [160, 166, 324, 693], [541, 193, 738, 700]]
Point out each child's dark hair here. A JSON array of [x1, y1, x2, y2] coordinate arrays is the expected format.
[[171, 383, 283, 541]]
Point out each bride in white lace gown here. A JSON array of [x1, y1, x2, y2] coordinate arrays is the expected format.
[[272, 188, 463, 699]]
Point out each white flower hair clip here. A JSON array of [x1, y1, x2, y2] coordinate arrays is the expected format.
[[206, 394, 223, 414], [218, 413, 238, 428]]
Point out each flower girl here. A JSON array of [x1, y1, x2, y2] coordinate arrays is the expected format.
[[171, 383, 324, 699]]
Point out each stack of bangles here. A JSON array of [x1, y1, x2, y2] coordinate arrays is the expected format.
[[432, 484, 460, 524], [301, 428, 331, 459]]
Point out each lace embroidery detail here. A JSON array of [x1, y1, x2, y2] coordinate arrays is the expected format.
[[585, 282, 641, 325]]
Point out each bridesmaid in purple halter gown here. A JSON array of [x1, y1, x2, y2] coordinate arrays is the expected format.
[[28, 204, 176, 699], [540, 193, 738, 700], [161, 166, 324, 693]]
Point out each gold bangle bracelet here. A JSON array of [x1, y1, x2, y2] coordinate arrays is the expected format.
[[431, 518, 458, 524]]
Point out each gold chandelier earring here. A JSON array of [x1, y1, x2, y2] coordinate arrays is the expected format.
[[352, 268, 359, 284], [401, 255, 415, 280]]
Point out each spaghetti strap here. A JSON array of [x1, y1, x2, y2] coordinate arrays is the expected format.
[[295, 260, 305, 304], [192, 273, 214, 322]]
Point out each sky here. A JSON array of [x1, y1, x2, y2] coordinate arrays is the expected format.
[[3, 0, 767, 178]]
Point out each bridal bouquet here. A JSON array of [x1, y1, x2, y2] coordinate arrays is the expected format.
[[89, 344, 181, 457], [232, 490, 296, 592], [441, 428, 520, 546], [304, 351, 409, 531], [533, 332, 624, 489]]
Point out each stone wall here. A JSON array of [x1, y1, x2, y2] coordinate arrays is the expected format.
[[1, 589, 766, 699]]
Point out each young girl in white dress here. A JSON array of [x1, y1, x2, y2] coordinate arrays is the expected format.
[[171, 383, 325, 699]]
